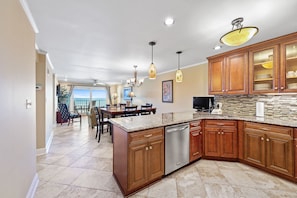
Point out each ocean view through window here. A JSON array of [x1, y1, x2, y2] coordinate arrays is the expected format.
[[73, 88, 107, 113]]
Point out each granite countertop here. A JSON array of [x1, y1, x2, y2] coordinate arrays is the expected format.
[[109, 111, 297, 132]]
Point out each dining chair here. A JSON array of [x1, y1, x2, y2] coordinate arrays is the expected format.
[[140, 104, 153, 115], [94, 107, 111, 142], [124, 106, 138, 117]]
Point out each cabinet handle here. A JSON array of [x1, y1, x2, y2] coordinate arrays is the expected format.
[[222, 89, 225, 92], [145, 147, 148, 150], [144, 134, 152, 138], [221, 132, 224, 135], [261, 128, 269, 131], [200, 131, 203, 134], [261, 137, 264, 141], [218, 132, 221, 135], [274, 87, 278, 90], [266, 138, 270, 142], [217, 123, 224, 126], [192, 132, 199, 136], [149, 146, 152, 150], [193, 152, 200, 156], [280, 87, 284, 90]]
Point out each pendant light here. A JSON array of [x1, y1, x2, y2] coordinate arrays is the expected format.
[[148, 41, 157, 79], [220, 17, 259, 46], [176, 51, 183, 83]]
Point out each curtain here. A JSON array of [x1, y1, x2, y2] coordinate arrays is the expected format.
[[106, 85, 112, 105]]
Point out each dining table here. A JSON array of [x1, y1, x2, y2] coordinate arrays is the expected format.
[[100, 106, 157, 118]]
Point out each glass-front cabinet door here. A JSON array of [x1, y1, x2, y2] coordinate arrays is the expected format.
[[280, 40, 297, 93], [249, 45, 279, 94]]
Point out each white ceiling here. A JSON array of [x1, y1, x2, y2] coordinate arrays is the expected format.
[[26, 0, 297, 85]]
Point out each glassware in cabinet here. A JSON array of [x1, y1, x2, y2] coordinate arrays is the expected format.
[[250, 47, 277, 93], [284, 42, 297, 90]]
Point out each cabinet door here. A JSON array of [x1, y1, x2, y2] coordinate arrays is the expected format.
[[244, 128, 265, 167], [280, 40, 297, 92], [128, 142, 148, 190], [204, 127, 220, 157], [190, 130, 202, 161], [225, 52, 248, 94], [147, 138, 164, 182], [208, 57, 224, 94], [266, 132, 294, 176], [220, 127, 238, 158], [249, 45, 279, 94]]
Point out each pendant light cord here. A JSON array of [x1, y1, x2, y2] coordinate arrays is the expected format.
[[151, 44, 154, 64]]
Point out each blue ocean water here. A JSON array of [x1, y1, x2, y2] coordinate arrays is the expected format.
[[74, 98, 107, 108]]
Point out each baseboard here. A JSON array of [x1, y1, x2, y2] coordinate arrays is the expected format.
[[36, 130, 54, 156], [26, 173, 39, 198]]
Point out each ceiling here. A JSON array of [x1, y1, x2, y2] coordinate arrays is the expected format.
[[26, 0, 297, 86]]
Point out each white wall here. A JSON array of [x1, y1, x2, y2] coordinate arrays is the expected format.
[[0, 0, 37, 197]]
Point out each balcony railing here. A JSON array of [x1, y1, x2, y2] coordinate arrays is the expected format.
[[74, 98, 107, 114]]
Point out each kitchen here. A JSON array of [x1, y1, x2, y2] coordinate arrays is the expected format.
[[3, 0, 297, 197]]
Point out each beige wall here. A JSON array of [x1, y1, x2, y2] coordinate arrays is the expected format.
[[123, 63, 209, 113], [36, 53, 54, 150], [0, 0, 37, 197], [36, 54, 46, 148]]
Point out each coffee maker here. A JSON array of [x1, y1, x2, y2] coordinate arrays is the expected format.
[[211, 102, 223, 114]]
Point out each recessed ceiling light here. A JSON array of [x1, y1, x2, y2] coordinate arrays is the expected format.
[[164, 17, 175, 26], [214, 45, 222, 50]]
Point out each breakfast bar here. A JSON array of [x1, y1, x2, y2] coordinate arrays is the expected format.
[[110, 111, 297, 196]]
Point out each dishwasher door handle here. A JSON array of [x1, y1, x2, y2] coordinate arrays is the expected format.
[[166, 125, 189, 133]]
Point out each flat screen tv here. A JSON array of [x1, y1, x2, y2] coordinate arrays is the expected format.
[[193, 97, 214, 112]]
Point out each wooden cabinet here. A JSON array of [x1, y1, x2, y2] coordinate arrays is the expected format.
[[128, 127, 164, 191], [189, 120, 203, 162], [208, 52, 248, 95], [293, 128, 297, 179], [244, 122, 294, 177], [113, 126, 164, 196], [204, 120, 238, 158], [249, 45, 279, 94], [280, 40, 297, 93]]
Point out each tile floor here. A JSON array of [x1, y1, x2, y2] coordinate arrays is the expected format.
[[35, 116, 297, 198]]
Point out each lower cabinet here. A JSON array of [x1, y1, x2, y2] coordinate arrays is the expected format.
[[244, 122, 294, 177], [204, 120, 238, 158], [294, 129, 297, 179], [128, 127, 164, 192], [189, 120, 203, 162]]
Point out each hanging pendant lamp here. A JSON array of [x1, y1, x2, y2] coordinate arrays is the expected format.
[[176, 51, 183, 83], [220, 17, 259, 46], [148, 41, 157, 79]]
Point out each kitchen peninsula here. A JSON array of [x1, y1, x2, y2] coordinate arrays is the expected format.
[[109, 111, 297, 196]]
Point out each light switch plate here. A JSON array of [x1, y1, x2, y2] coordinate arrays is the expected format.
[[26, 99, 32, 109]]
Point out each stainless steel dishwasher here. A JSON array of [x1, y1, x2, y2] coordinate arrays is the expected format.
[[165, 123, 189, 175]]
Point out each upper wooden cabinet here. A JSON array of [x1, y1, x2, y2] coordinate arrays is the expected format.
[[249, 45, 279, 94], [208, 52, 248, 95], [280, 40, 297, 93], [208, 32, 297, 95]]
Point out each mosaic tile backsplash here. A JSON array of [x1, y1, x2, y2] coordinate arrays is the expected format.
[[214, 95, 297, 121]]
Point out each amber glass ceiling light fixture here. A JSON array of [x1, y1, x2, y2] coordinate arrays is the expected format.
[[220, 17, 259, 46], [127, 65, 143, 87], [148, 41, 157, 79], [176, 51, 183, 83]]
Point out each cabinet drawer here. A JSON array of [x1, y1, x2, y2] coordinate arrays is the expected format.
[[205, 120, 237, 127], [190, 120, 201, 128], [245, 122, 293, 137], [129, 127, 164, 144]]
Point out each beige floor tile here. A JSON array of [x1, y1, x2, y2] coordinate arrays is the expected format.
[[48, 167, 85, 185], [34, 182, 68, 198], [38, 164, 66, 181]]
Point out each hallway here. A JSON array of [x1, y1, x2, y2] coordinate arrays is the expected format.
[[35, 117, 297, 197]]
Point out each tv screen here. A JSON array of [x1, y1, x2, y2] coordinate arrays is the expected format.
[[193, 97, 214, 111]]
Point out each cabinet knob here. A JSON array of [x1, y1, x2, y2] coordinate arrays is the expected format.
[[274, 87, 278, 90], [222, 89, 225, 92], [280, 87, 284, 90], [266, 138, 270, 142], [149, 146, 152, 150], [261, 137, 264, 141], [221, 132, 224, 135], [200, 131, 203, 134], [218, 132, 221, 134], [146, 147, 148, 150]]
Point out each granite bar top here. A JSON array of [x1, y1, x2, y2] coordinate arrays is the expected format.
[[109, 111, 297, 132]]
